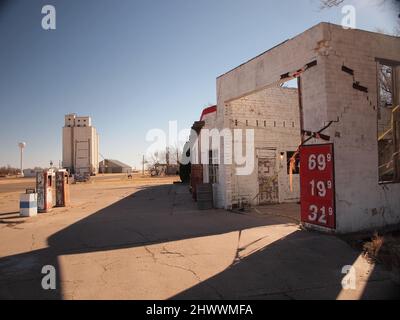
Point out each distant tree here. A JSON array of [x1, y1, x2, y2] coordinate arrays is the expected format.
[[319, 0, 398, 109], [378, 64, 394, 108], [320, 0, 344, 8], [146, 152, 161, 170], [319, 0, 400, 35], [147, 146, 182, 168], [320, 0, 398, 9], [0, 165, 19, 176]]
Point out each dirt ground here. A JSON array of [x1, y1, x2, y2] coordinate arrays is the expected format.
[[0, 174, 399, 300], [0, 174, 178, 223]]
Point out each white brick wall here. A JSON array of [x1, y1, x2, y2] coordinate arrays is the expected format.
[[319, 24, 400, 233], [214, 22, 400, 233], [228, 86, 301, 206]]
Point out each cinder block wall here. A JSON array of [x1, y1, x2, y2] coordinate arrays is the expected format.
[[228, 86, 301, 206], [216, 23, 326, 210], [315, 24, 400, 233], [215, 22, 400, 233]]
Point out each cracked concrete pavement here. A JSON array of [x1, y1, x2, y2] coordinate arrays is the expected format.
[[0, 174, 399, 299]]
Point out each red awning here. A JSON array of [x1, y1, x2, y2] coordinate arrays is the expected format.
[[200, 105, 217, 121]]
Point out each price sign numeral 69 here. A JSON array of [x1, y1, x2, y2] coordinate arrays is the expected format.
[[308, 205, 333, 225], [308, 153, 332, 171]]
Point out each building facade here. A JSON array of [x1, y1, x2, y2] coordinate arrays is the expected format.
[[99, 159, 132, 174], [213, 23, 400, 234], [62, 114, 99, 175], [197, 87, 301, 209]]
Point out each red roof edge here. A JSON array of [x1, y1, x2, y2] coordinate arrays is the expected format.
[[200, 105, 217, 121]]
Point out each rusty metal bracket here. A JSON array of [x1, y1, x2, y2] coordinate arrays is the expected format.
[[302, 130, 331, 141], [280, 60, 318, 80]]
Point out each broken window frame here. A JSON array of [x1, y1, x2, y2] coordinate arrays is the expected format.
[[376, 58, 400, 184], [286, 151, 300, 175]]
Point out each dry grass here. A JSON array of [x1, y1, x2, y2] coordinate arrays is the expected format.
[[362, 232, 400, 275]]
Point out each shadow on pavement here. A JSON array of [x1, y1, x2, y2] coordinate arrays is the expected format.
[[171, 230, 400, 300], [0, 184, 286, 299], [0, 212, 20, 216], [1, 183, 398, 299]]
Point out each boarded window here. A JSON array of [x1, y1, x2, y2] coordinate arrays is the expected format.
[[377, 60, 400, 183]]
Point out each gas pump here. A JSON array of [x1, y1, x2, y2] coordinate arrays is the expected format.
[[36, 169, 54, 213], [56, 169, 70, 207]]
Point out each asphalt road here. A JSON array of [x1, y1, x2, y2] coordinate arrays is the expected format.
[[0, 173, 139, 193], [0, 178, 35, 194]]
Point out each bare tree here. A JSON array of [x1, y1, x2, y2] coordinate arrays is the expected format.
[[320, 0, 344, 9], [320, 0, 400, 35], [378, 64, 394, 108], [0, 165, 19, 176], [146, 145, 182, 175], [146, 151, 163, 169], [320, 0, 398, 9]]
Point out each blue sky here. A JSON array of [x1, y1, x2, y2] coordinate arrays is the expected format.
[[0, 0, 398, 169]]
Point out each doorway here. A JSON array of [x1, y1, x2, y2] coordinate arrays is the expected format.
[[258, 151, 279, 205]]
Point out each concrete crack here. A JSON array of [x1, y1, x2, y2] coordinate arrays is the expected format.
[[160, 246, 185, 258], [144, 246, 157, 263], [142, 245, 224, 299]]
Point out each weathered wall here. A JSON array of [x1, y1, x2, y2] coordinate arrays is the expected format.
[[62, 122, 99, 175], [313, 24, 400, 233], [228, 86, 301, 206], [215, 22, 400, 233], [216, 23, 327, 210], [62, 127, 73, 169]]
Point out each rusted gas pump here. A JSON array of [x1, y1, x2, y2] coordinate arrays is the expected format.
[[56, 169, 70, 207], [36, 169, 55, 213]]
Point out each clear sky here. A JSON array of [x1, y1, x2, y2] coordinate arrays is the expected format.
[[0, 0, 398, 169]]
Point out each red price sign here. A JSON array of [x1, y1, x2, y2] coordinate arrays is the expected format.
[[300, 144, 336, 229]]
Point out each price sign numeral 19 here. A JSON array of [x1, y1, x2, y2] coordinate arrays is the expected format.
[[309, 180, 332, 197]]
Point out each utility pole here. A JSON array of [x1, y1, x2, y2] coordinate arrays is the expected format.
[[142, 155, 145, 176]]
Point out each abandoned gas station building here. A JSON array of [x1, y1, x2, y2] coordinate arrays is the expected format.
[[203, 22, 399, 234], [195, 88, 301, 208]]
